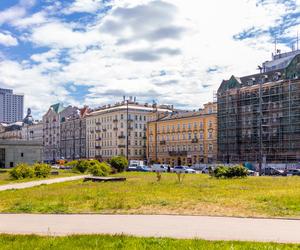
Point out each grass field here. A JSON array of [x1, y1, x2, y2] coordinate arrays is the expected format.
[[0, 169, 79, 185], [0, 172, 300, 217], [0, 234, 299, 250]]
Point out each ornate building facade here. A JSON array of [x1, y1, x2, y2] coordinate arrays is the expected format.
[[147, 102, 217, 166]]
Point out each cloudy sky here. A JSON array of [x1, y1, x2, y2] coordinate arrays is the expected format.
[[0, 0, 299, 118]]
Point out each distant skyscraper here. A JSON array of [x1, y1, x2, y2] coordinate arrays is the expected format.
[[0, 88, 24, 123]]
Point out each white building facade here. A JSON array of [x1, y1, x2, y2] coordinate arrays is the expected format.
[[86, 101, 172, 162]]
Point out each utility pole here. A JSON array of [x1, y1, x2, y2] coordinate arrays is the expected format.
[[126, 99, 129, 161]]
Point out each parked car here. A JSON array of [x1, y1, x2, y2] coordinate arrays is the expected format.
[[172, 166, 196, 174], [284, 169, 300, 176], [263, 167, 284, 176], [201, 166, 212, 174], [127, 165, 150, 172], [247, 169, 259, 176], [151, 164, 169, 172]]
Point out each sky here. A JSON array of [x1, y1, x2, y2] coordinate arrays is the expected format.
[[0, 0, 300, 119]]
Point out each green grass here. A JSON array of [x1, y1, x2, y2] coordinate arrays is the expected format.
[[0, 169, 80, 185], [1, 172, 300, 217], [0, 234, 299, 250]]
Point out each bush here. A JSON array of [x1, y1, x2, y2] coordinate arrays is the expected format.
[[109, 156, 128, 173], [88, 161, 111, 176], [33, 163, 51, 178], [65, 160, 79, 167], [212, 165, 248, 179], [71, 160, 90, 173], [10, 163, 34, 180], [213, 166, 228, 178]]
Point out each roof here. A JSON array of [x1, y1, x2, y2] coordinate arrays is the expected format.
[[218, 53, 300, 93], [50, 103, 65, 113], [156, 110, 216, 122], [87, 103, 173, 117]]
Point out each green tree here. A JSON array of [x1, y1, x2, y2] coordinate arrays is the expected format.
[[88, 161, 111, 176], [33, 163, 51, 178], [110, 156, 128, 173]]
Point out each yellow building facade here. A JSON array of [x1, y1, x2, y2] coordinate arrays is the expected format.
[[147, 102, 217, 166]]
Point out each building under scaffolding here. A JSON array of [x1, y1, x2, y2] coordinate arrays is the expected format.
[[217, 50, 300, 164]]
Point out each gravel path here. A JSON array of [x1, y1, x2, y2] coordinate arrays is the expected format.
[[0, 175, 87, 191]]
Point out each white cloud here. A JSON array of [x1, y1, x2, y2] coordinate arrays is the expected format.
[[28, 22, 102, 49], [0, 0, 36, 25], [1, 0, 300, 116], [11, 11, 48, 28], [0, 32, 18, 46], [63, 0, 102, 14]]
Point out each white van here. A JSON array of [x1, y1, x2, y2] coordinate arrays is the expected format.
[[151, 164, 169, 172]]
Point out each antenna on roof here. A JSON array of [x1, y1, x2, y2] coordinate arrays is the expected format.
[[274, 36, 277, 54]]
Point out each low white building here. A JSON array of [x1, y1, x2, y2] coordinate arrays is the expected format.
[[0, 140, 43, 168]]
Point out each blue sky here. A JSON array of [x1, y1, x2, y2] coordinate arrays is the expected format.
[[0, 0, 299, 119]]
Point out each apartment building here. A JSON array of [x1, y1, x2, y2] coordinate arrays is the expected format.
[[42, 103, 78, 162], [217, 50, 300, 163], [86, 100, 173, 162], [0, 88, 24, 123], [147, 102, 217, 166], [60, 106, 89, 160]]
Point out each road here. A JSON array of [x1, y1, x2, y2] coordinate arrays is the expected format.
[[0, 175, 87, 191], [0, 214, 299, 243]]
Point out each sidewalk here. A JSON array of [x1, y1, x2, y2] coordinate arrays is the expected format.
[[0, 214, 299, 243], [0, 175, 87, 191]]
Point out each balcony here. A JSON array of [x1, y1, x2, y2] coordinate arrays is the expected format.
[[118, 144, 126, 148], [160, 140, 166, 145], [113, 127, 118, 131], [95, 145, 101, 149], [128, 126, 134, 130], [118, 135, 126, 139], [127, 118, 134, 122], [96, 122, 101, 125], [191, 138, 198, 143], [95, 138, 101, 141], [102, 128, 107, 132], [143, 136, 147, 139], [95, 129, 101, 133], [113, 119, 118, 123], [168, 151, 188, 156]]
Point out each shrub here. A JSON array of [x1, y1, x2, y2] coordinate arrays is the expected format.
[[227, 165, 248, 178], [213, 166, 228, 178], [109, 156, 128, 173], [65, 160, 79, 167], [72, 160, 90, 173], [10, 163, 34, 180], [33, 163, 51, 178], [212, 165, 248, 178], [88, 161, 111, 176]]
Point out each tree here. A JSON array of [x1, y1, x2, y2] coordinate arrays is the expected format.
[[88, 161, 111, 176], [110, 156, 128, 173]]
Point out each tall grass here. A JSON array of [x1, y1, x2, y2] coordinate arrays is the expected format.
[[0, 172, 300, 218], [0, 234, 299, 250]]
